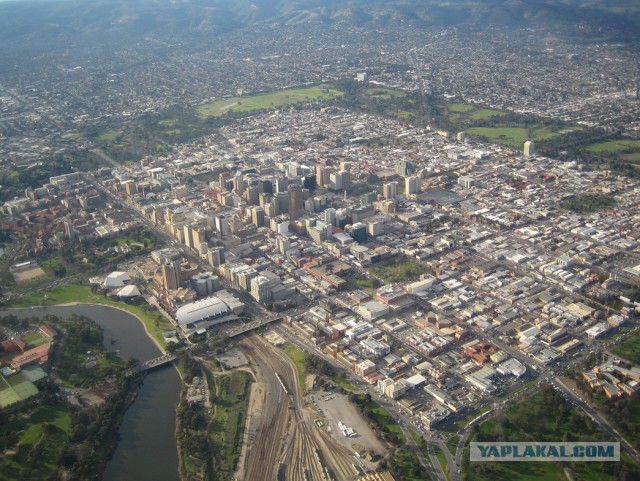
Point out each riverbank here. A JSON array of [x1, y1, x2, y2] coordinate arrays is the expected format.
[[3, 284, 174, 348]]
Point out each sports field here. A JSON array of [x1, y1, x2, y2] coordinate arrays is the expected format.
[[0, 371, 41, 407]]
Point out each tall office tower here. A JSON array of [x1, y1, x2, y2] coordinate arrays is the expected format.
[[303, 173, 317, 191], [207, 246, 225, 266], [245, 185, 260, 205], [183, 224, 193, 249], [524, 141, 536, 157], [349, 223, 367, 244], [324, 208, 337, 226], [192, 227, 206, 251], [361, 191, 377, 205], [214, 215, 230, 236], [340, 161, 351, 172], [316, 165, 331, 187], [329, 171, 343, 191], [261, 179, 273, 194], [383, 181, 398, 200], [259, 192, 271, 208], [251, 206, 266, 227], [274, 177, 288, 193], [405, 175, 422, 195], [233, 173, 245, 195], [276, 235, 291, 255], [198, 241, 209, 258], [273, 191, 289, 215], [288, 184, 304, 221], [395, 159, 408, 176], [162, 261, 181, 291]]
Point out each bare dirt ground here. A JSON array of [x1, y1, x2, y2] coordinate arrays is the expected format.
[[314, 390, 387, 469]]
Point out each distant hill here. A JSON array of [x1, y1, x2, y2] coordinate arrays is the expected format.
[[0, 0, 639, 48]]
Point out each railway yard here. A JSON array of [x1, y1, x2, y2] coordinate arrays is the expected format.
[[236, 334, 377, 481]]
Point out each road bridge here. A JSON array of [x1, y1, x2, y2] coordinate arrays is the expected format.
[[226, 317, 282, 338], [140, 354, 177, 371]]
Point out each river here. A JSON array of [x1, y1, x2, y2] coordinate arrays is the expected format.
[[1, 304, 181, 481]]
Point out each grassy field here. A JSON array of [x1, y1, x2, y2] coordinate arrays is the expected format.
[[445, 103, 507, 123], [22, 331, 49, 346], [371, 259, 424, 283], [559, 193, 616, 215], [6, 284, 173, 347], [612, 333, 640, 363], [97, 130, 120, 141], [466, 126, 559, 149], [586, 139, 640, 153], [197, 87, 342, 118], [284, 343, 307, 391], [209, 371, 252, 480], [365, 88, 407, 100], [465, 387, 633, 481]]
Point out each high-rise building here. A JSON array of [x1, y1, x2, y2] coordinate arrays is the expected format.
[[383, 181, 398, 200], [251, 275, 272, 304], [524, 140, 536, 157], [316, 165, 331, 187], [395, 159, 408, 176], [162, 261, 181, 291], [183, 225, 194, 249], [405, 175, 421, 195], [251, 206, 266, 227], [198, 241, 209, 257], [192, 228, 206, 251], [207, 246, 225, 266], [324, 208, 336, 226], [349, 222, 367, 244], [288, 184, 304, 221], [274, 177, 288, 193], [214, 215, 230, 236], [190, 272, 218, 297], [276, 236, 290, 255]]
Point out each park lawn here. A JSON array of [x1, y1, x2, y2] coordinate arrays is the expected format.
[[466, 126, 558, 148], [0, 402, 72, 481], [612, 334, 640, 364], [6, 284, 172, 347], [365, 88, 407, 100], [97, 130, 120, 141], [209, 371, 252, 480], [61, 132, 82, 139], [465, 387, 626, 481], [444, 102, 507, 123], [197, 87, 343, 118], [371, 260, 423, 283], [586, 139, 640, 154]]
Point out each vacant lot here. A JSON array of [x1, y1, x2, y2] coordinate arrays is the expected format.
[[314, 391, 386, 463]]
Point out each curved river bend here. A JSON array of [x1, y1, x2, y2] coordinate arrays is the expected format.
[[2, 304, 181, 481]]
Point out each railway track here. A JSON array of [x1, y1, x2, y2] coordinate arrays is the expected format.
[[238, 334, 361, 481]]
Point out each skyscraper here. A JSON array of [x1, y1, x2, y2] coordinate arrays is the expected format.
[[405, 175, 421, 195], [524, 140, 536, 157], [288, 184, 304, 221], [383, 181, 398, 200]]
